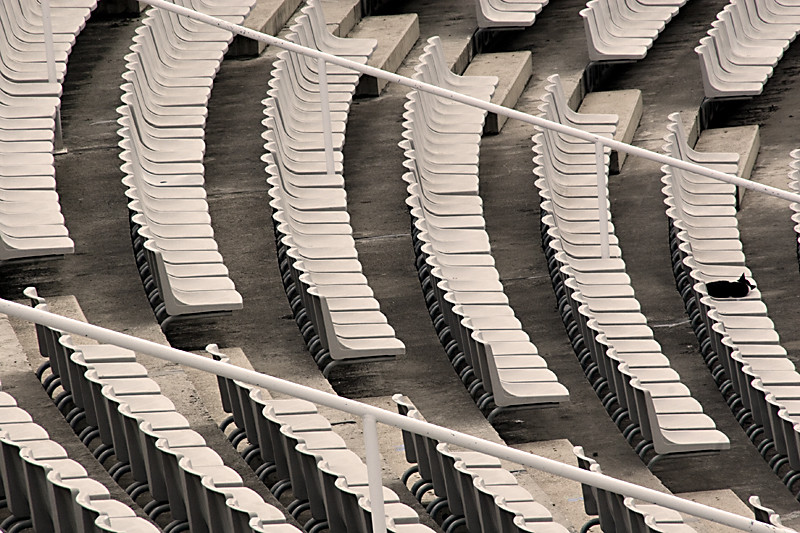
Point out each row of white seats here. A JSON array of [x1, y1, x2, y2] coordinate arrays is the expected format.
[[574, 446, 697, 533], [393, 394, 570, 533], [661, 114, 800, 477], [534, 76, 729, 458], [116, 0, 245, 326], [264, 0, 405, 375], [475, 0, 546, 28], [787, 149, 800, 269], [210, 348, 435, 533], [0, 383, 159, 532], [27, 289, 301, 532], [401, 37, 569, 414], [0, 0, 88, 260], [580, 0, 686, 61], [696, 0, 800, 98]]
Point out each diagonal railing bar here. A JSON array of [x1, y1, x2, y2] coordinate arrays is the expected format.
[[141, 0, 800, 205], [0, 299, 793, 533]]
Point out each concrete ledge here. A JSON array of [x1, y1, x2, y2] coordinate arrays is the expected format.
[[319, 0, 363, 37], [353, 14, 420, 96], [579, 89, 643, 174], [229, 0, 303, 57], [676, 490, 753, 533], [465, 51, 532, 134], [695, 124, 760, 208]]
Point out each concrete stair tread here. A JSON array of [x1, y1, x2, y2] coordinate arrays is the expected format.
[[319, 0, 362, 37], [351, 13, 420, 96], [230, 0, 303, 56], [464, 50, 532, 134], [579, 88, 643, 173], [676, 490, 763, 533]]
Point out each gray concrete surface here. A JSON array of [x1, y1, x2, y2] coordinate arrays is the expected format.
[[464, 50, 532, 133], [2, 0, 800, 530], [579, 89, 643, 172], [352, 13, 420, 96], [696, 124, 761, 206], [229, 0, 302, 56]]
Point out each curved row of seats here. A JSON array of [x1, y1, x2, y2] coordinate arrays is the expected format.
[[580, 0, 685, 61], [0, 0, 90, 260], [787, 149, 800, 271], [534, 77, 729, 460], [393, 394, 570, 533], [0, 383, 159, 532], [474, 0, 545, 29], [661, 113, 800, 491], [263, 0, 405, 377], [26, 289, 300, 532], [209, 347, 435, 533], [696, 0, 800, 98], [401, 37, 569, 417], [117, 0, 246, 328], [573, 446, 698, 533]]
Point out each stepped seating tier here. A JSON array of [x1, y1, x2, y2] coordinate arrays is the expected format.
[[116, 0, 248, 328], [580, 0, 686, 62], [534, 77, 729, 460], [0, 0, 91, 260], [661, 112, 800, 490], [208, 346, 435, 533], [401, 37, 569, 419], [574, 446, 698, 533], [263, 0, 404, 376], [25, 288, 301, 532], [393, 393, 571, 533], [696, 0, 800, 98]]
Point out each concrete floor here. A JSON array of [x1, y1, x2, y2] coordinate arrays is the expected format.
[[3, 0, 800, 530]]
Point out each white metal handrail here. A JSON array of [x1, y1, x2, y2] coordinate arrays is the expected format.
[[0, 299, 793, 533]]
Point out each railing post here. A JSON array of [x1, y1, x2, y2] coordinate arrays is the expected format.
[[41, 0, 65, 154], [317, 57, 335, 177], [363, 414, 387, 533], [596, 140, 610, 259]]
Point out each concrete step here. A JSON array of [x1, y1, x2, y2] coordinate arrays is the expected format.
[[229, 0, 303, 57], [695, 124, 760, 209], [677, 490, 758, 533], [464, 51, 532, 134], [352, 13, 420, 96], [579, 89, 644, 174], [318, 0, 363, 37]]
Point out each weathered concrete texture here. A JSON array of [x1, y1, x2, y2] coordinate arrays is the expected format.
[[318, 0, 363, 36], [579, 89, 643, 173], [353, 13, 420, 96], [465, 50, 532, 134], [677, 491, 756, 533], [695, 125, 760, 207], [514, 440, 594, 531], [229, 0, 303, 56]]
